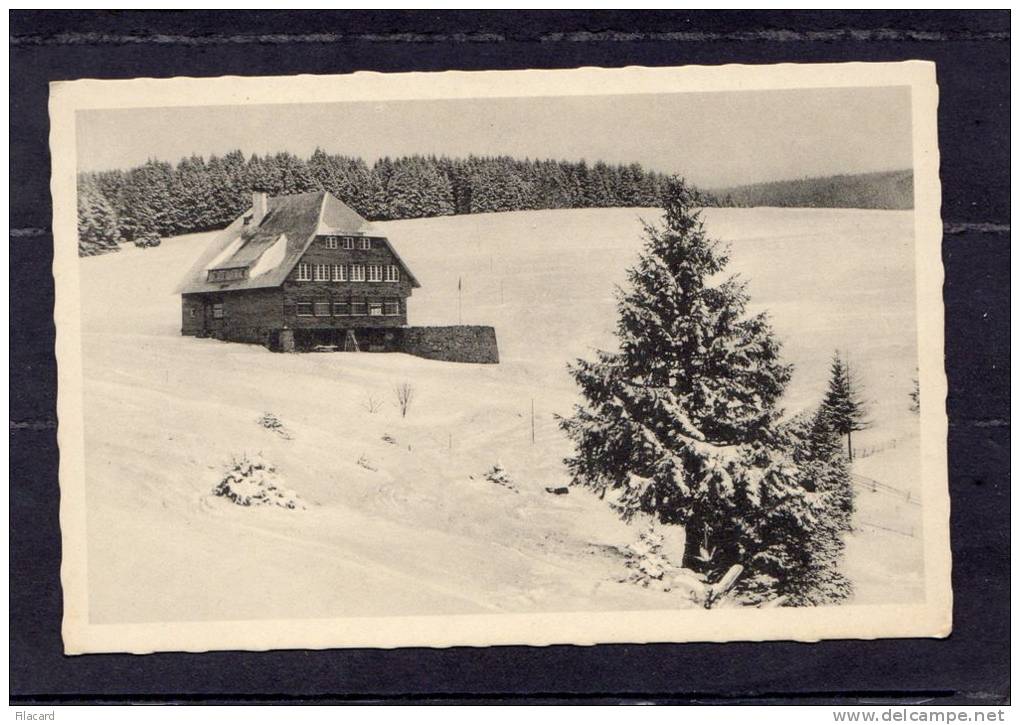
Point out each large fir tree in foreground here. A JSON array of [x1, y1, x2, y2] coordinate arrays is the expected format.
[[560, 178, 850, 604]]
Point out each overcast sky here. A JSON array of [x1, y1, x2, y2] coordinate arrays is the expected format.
[[76, 85, 913, 188]]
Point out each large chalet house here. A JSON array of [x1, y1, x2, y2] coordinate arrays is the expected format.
[[177, 190, 420, 352]]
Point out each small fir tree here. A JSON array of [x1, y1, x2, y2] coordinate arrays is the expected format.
[[623, 528, 676, 588], [775, 408, 855, 604], [821, 352, 871, 460], [806, 408, 854, 532]]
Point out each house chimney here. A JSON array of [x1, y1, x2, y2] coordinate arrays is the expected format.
[[250, 190, 269, 226]]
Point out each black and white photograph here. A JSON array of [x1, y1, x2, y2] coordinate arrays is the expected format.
[[50, 62, 950, 653]]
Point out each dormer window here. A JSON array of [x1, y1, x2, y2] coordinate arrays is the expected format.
[[207, 267, 247, 283]]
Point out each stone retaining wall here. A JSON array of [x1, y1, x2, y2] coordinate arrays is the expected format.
[[397, 325, 499, 364]]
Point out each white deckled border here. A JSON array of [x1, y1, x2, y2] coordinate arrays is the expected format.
[[50, 61, 949, 655]]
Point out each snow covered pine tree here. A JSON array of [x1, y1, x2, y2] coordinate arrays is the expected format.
[[820, 352, 872, 461], [76, 176, 121, 256], [560, 177, 850, 605], [779, 408, 854, 604]]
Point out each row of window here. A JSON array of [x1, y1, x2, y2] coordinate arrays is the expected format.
[[195, 299, 399, 320], [208, 267, 247, 282], [296, 300, 401, 317], [324, 236, 372, 250], [296, 263, 400, 283]]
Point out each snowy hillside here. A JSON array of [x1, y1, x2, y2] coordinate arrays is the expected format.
[[78, 207, 924, 623]]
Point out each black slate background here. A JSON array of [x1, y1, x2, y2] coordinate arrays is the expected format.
[[9, 10, 1010, 705]]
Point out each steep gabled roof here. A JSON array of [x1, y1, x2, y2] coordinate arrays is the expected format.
[[318, 191, 373, 235], [176, 191, 420, 294], [316, 194, 420, 288]]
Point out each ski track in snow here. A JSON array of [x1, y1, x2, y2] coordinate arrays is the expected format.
[[79, 207, 925, 623]]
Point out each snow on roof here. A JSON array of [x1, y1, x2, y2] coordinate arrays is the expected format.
[[318, 191, 373, 236], [176, 191, 420, 294], [249, 234, 288, 278], [204, 233, 246, 272]]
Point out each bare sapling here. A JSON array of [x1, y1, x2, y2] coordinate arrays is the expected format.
[[394, 382, 415, 418]]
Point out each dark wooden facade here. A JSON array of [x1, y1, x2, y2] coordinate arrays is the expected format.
[[182, 235, 414, 349], [182, 288, 284, 346], [279, 234, 414, 350], [180, 191, 420, 352], [281, 235, 414, 329]]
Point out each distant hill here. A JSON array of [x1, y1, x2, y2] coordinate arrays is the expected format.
[[706, 170, 914, 210]]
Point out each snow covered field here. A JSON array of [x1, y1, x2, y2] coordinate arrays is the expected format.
[[77, 207, 924, 624]]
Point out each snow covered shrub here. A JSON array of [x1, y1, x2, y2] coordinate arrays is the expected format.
[[256, 412, 291, 439], [559, 177, 848, 606], [213, 453, 305, 510], [621, 527, 720, 604], [623, 528, 676, 588], [483, 462, 516, 491], [134, 231, 162, 248]]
